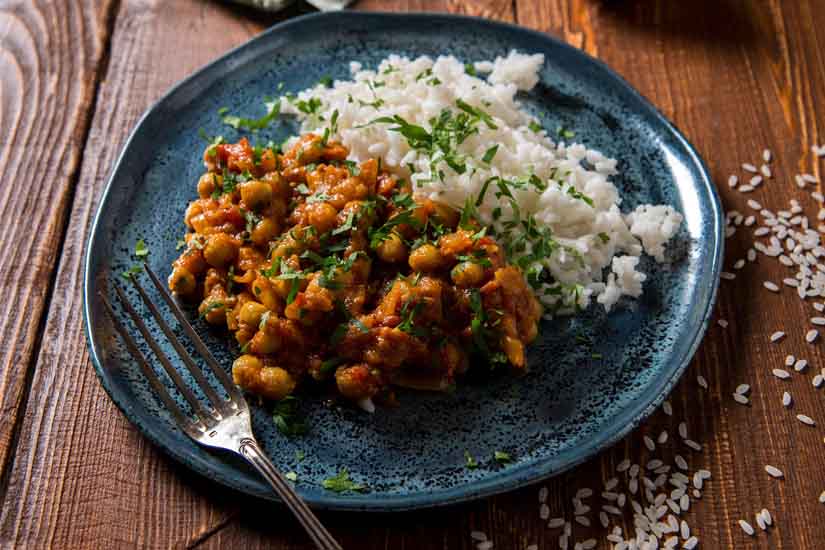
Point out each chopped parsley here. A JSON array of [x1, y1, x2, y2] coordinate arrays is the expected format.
[[322, 468, 366, 493], [272, 396, 308, 437], [295, 450, 305, 462], [134, 239, 149, 258], [528, 120, 542, 133], [318, 75, 333, 87], [293, 96, 323, 116], [482, 144, 499, 164], [557, 125, 575, 139], [285, 471, 298, 482], [464, 450, 478, 469], [222, 97, 281, 131], [494, 451, 512, 464], [464, 63, 477, 76], [598, 232, 610, 244], [120, 265, 142, 279], [199, 301, 225, 318], [175, 239, 186, 251]]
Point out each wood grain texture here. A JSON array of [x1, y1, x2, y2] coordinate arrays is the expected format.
[[3, 0, 825, 548], [0, 0, 116, 488]]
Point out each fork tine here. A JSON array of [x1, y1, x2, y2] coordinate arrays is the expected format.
[[142, 263, 244, 403], [99, 292, 204, 435], [111, 283, 218, 427], [127, 273, 234, 416]]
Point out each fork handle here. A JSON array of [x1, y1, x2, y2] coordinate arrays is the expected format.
[[239, 438, 342, 550]]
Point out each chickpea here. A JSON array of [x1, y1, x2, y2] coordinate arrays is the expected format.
[[408, 244, 443, 272], [184, 201, 205, 229], [306, 202, 339, 234], [197, 173, 220, 198], [250, 217, 279, 247], [198, 298, 226, 325], [240, 180, 272, 210], [250, 328, 281, 354], [335, 364, 379, 401], [375, 232, 407, 263], [203, 233, 238, 268], [168, 267, 196, 296], [502, 335, 525, 368], [258, 367, 296, 400], [431, 201, 460, 228], [252, 276, 281, 312], [233, 355, 296, 400], [239, 301, 268, 326], [450, 261, 485, 287]]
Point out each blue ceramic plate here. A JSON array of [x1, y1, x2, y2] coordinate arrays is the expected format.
[[84, 12, 723, 511]]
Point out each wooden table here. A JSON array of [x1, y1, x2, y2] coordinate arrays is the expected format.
[[2, 1, 825, 548]]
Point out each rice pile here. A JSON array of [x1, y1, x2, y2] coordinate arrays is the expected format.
[[281, 52, 683, 315]]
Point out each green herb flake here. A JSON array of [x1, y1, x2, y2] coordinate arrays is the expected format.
[[175, 239, 186, 251], [295, 450, 305, 462], [285, 471, 298, 482], [464, 450, 478, 469], [272, 396, 308, 437], [199, 301, 225, 318], [121, 265, 142, 279], [134, 239, 149, 258], [464, 63, 477, 76], [482, 144, 499, 164], [222, 97, 281, 131], [528, 121, 542, 133], [318, 75, 333, 87], [322, 468, 366, 493], [598, 232, 610, 244], [494, 451, 512, 464]]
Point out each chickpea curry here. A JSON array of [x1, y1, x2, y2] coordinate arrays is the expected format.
[[169, 134, 542, 407]]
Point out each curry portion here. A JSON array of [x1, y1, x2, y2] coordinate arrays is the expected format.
[[169, 134, 542, 406]]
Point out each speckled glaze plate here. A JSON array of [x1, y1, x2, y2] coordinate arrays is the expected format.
[[83, 12, 723, 511]]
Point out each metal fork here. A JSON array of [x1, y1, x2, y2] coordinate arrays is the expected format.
[[99, 263, 342, 550]]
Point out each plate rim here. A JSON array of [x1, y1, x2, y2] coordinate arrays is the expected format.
[[82, 10, 724, 511]]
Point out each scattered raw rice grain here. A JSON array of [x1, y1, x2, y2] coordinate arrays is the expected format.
[[735, 383, 750, 395], [795, 359, 808, 372], [684, 536, 699, 549], [747, 199, 762, 210], [765, 465, 784, 478], [675, 455, 688, 471], [754, 227, 770, 237], [540, 503, 549, 520], [605, 477, 619, 491], [697, 375, 708, 389], [816, 303, 825, 312], [662, 400, 673, 416], [797, 414, 816, 426], [574, 515, 590, 527], [575, 488, 593, 499], [539, 486, 548, 503], [806, 329, 819, 343], [616, 458, 631, 472], [739, 185, 754, 192], [747, 248, 757, 261], [770, 331, 786, 342], [761, 165, 771, 178], [717, 319, 729, 328], [764, 281, 780, 292], [750, 175, 764, 186], [733, 393, 749, 405], [643, 435, 655, 451], [629, 464, 640, 477], [814, 374, 824, 388], [744, 216, 755, 227], [812, 317, 825, 326], [548, 518, 565, 529], [471, 531, 487, 541], [685, 440, 702, 452], [756, 513, 766, 531], [819, 491, 825, 504], [477, 541, 494, 550], [763, 149, 772, 162], [761, 509, 772, 526], [658, 431, 669, 444], [783, 391, 792, 407], [743, 163, 758, 173], [728, 175, 738, 188], [772, 368, 791, 379], [580, 540, 596, 550], [678, 422, 688, 439], [814, 192, 825, 203], [796, 174, 807, 188], [720, 271, 736, 280], [733, 259, 746, 270], [785, 354, 796, 366], [739, 520, 755, 536], [813, 144, 825, 156]]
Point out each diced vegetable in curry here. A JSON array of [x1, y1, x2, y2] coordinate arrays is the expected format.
[[169, 134, 542, 406]]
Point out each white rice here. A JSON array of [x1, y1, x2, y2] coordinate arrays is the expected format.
[[764, 465, 783, 478], [283, 52, 682, 314]]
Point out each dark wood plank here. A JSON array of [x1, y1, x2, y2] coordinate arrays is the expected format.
[[0, 1, 288, 547], [0, 0, 117, 486], [6, 0, 825, 548]]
